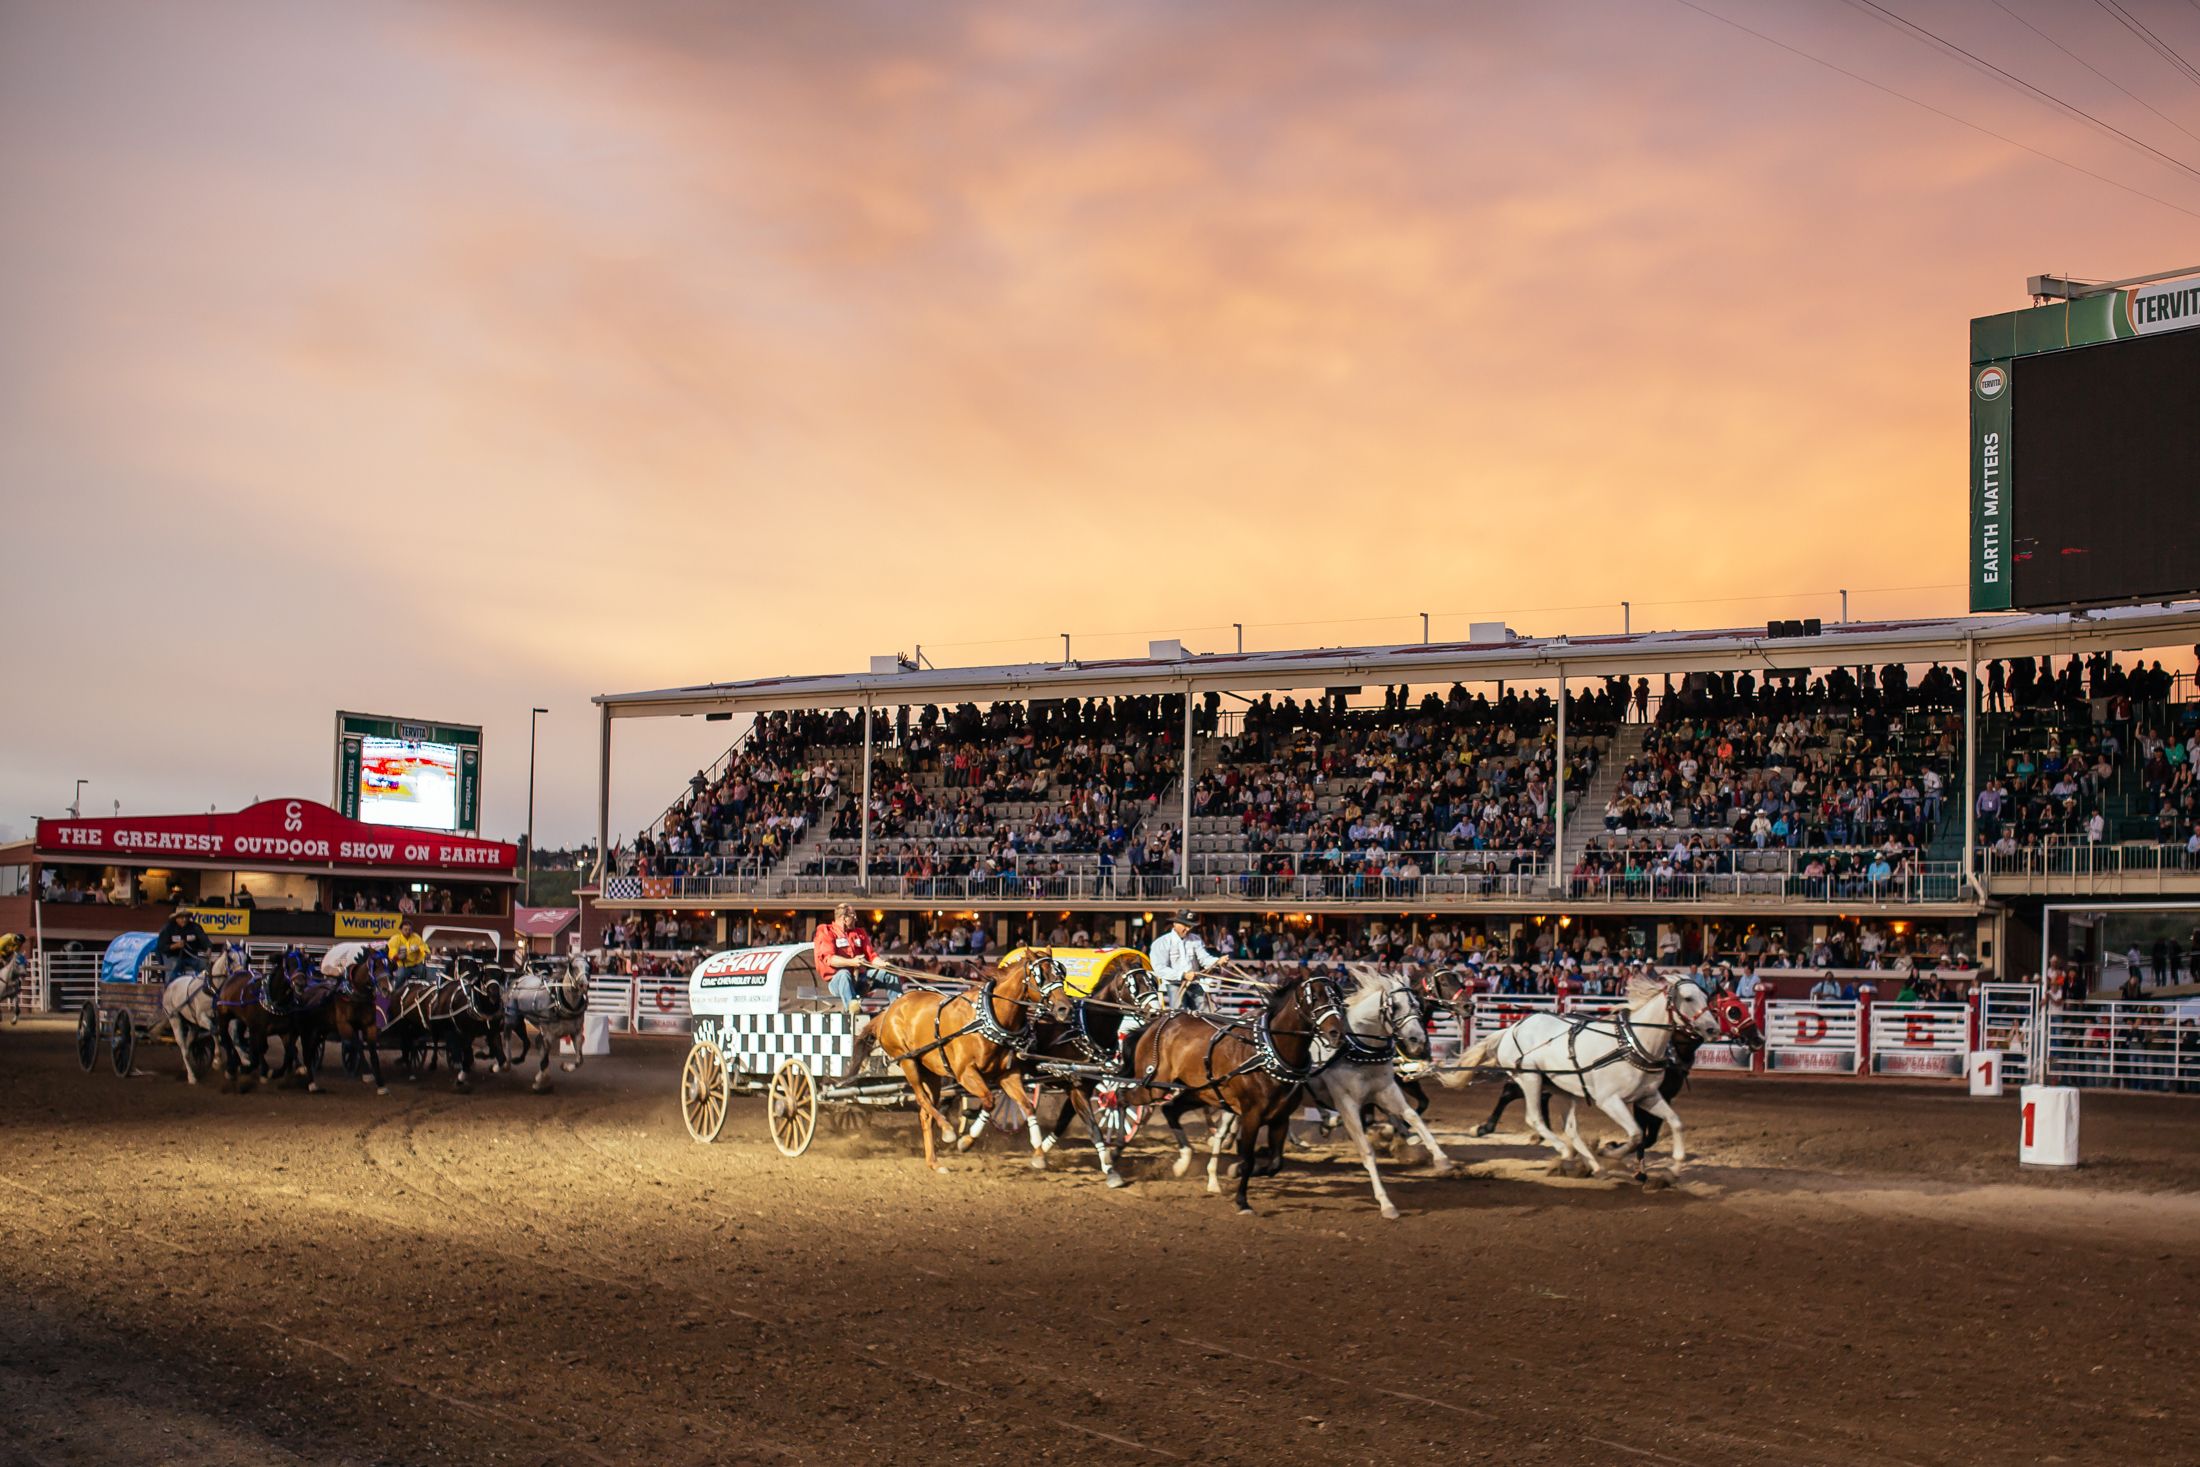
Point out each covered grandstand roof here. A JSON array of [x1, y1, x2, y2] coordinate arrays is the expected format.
[[596, 601, 2200, 718]]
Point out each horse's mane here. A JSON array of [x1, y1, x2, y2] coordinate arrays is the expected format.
[[1625, 975, 1667, 1007]]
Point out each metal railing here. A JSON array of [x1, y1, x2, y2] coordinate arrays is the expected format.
[[1565, 862, 1964, 905], [2044, 1001, 2200, 1092], [1980, 835, 2200, 884]]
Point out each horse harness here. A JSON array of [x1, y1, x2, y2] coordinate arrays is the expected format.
[[1138, 973, 1348, 1094], [1497, 984, 1700, 1099], [887, 957, 1064, 1067]]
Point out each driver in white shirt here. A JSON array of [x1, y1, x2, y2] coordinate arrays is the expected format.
[[1148, 910, 1221, 1010]]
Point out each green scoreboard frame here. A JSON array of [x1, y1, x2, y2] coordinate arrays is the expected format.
[[333, 710, 484, 835], [1970, 273, 2200, 611]]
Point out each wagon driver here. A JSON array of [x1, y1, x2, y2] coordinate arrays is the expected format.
[[156, 898, 210, 981], [815, 902, 881, 1015], [1149, 910, 1221, 1011], [386, 917, 430, 985]]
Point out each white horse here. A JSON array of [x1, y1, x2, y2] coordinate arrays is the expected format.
[[1304, 971, 1457, 1219], [162, 945, 246, 1085], [1443, 976, 1718, 1180], [505, 951, 591, 1092], [0, 953, 24, 1023]]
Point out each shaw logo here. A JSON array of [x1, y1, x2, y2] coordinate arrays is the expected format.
[[1974, 364, 2007, 400]]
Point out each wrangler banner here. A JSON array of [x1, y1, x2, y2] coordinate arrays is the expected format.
[[335, 912, 404, 940], [184, 907, 251, 938]]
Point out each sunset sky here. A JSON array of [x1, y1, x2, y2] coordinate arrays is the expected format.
[[5, 0, 2199, 847]]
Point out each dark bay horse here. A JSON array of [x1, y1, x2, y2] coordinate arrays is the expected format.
[[1021, 958, 1166, 1187], [326, 952, 389, 1095], [211, 952, 336, 1093], [1123, 971, 1347, 1214], [384, 960, 507, 1091], [845, 951, 1070, 1172]]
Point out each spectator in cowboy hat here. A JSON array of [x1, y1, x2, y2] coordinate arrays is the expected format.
[[1149, 910, 1220, 1010]]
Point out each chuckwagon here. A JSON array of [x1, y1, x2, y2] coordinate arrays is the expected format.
[[75, 932, 219, 1078], [678, 944, 905, 1156], [677, 943, 1152, 1159]]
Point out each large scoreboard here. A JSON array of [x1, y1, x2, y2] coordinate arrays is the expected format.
[[1970, 273, 2200, 612], [333, 711, 483, 836]]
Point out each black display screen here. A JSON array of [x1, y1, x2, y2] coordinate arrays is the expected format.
[[2010, 326, 2200, 609]]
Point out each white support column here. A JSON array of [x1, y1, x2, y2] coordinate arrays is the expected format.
[[859, 697, 874, 894], [1963, 633, 1977, 892], [1179, 686, 1195, 894], [594, 702, 612, 885], [1551, 665, 1566, 894]]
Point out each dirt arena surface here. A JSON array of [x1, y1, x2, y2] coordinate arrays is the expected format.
[[4, 1025, 2196, 1467]]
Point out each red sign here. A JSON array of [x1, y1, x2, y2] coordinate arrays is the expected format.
[[35, 799, 516, 874]]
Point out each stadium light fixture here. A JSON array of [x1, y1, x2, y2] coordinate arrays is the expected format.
[[70, 779, 86, 819]]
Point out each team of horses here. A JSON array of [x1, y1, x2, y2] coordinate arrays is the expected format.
[[151, 945, 592, 1096], [849, 950, 1766, 1217]]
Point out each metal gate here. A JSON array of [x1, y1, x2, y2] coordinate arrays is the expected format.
[[1977, 982, 2042, 1086]]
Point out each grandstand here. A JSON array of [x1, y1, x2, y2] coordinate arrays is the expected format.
[[584, 602, 2200, 982]]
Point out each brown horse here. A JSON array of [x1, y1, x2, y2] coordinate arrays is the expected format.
[[210, 953, 336, 1093], [326, 953, 388, 1095], [1022, 959, 1166, 1188], [845, 950, 1069, 1172], [1123, 970, 1347, 1214]]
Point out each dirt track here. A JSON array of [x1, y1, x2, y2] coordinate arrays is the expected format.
[[4, 1024, 2197, 1466]]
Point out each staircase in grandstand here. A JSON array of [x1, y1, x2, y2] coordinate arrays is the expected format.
[[1557, 722, 1650, 875]]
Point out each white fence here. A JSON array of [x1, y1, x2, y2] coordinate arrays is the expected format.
[[2044, 1001, 2200, 1092], [1867, 1002, 1969, 1078]]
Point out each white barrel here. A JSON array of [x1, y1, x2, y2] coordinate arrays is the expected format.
[[1966, 1050, 2005, 1097], [582, 1013, 612, 1056], [2018, 1084, 2078, 1167]]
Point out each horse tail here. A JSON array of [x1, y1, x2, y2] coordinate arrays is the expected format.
[[1437, 1033, 1502, 1088]]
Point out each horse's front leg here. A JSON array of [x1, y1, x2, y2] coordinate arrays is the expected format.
[[999, 1072, 1045, 1169], [1640, 1092, 1687, 1175], [448, 1028, 472, 1091], [171, 1015, 198, 1085], [533, 1032, 554, 1092], [298, 1025, 322, 1094], [1334, 1091, 1399, 1220], [951, 1069, 998, 1153], [1384, 1081, 1457, 1174], [363, 1028, 387, 1095]]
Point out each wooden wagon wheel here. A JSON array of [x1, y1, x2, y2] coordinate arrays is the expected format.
[[1090, 1080, 1147, 1148], [680, 1043, 730, 1144], [766, 1058, 818, 1158], [110, 1011, 137, 1077], [76, 1001, 101, 1073]]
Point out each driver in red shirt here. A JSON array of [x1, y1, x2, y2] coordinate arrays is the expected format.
[[815, 902, 880, 1014]]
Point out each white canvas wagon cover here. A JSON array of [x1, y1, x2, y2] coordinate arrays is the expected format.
[[688, 944, 834, 1017]]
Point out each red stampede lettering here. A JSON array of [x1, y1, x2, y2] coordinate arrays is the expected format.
[[1904, 1014, 1938, 1047], [1793, 1012, 1830, 1044], [655, 984, 676, 1013]]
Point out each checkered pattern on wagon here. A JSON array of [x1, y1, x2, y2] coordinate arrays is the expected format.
[[703, 1012, 859, 1081]]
